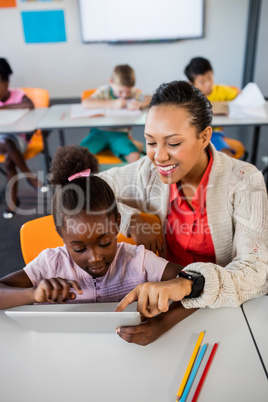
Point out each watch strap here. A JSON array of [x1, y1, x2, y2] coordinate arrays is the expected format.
[[177, 271, 205, 299]]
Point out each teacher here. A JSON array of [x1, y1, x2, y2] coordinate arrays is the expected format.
[[100, 81, 268, 338]]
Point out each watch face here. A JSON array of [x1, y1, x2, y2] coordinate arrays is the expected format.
[[185, 274, 205, 299], [195, 277, 205, 289]]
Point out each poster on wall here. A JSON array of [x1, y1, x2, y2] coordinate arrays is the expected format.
[[0, 0, 16, 7], [21, 10, 66, 43]]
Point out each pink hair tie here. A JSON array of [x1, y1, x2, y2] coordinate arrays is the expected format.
[[68, 168, 91, 182]]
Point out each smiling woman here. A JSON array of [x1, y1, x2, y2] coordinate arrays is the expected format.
[[100, 80, 268, 319]]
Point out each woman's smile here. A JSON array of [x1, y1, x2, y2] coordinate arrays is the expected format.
[[156, 163, 178, 176]]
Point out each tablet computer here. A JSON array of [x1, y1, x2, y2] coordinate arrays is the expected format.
[[5, 302, 141, 333]]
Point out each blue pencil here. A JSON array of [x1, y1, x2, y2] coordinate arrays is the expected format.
[[180, 344, 208, 402]]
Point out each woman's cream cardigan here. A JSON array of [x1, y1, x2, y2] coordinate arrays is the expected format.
[[100, 145, 268, 309]]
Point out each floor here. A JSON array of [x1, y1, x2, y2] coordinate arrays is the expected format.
[[1, 107, 268, 278]]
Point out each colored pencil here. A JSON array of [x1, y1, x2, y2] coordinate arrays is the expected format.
[[176, 331, 204, 400], [180, 344, 207, 402], [191, 343, 218, 402]]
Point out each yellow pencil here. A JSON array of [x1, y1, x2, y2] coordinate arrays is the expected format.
[[176, 331, 204, 401]]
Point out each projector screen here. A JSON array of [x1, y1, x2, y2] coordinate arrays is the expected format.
[[79, 0, 204, 43]]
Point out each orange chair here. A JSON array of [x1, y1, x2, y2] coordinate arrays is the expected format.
[[81, 89, 123, 165], [20, 213, 161, 264], [0, 87, 49, 168], [20, 215, 64, 265]]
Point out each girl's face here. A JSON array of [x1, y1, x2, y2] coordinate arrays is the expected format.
[[145, 106, 211, 185], [60, 211, 120, 278]]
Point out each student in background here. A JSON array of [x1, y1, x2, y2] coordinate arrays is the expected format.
[[184, 57, 245, 158], [97, 81, 267, 327], [0, 58, 46, 219], [0, 145, 195, 346], [80, 64, 151, 163]]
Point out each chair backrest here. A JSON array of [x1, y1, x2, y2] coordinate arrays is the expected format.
[[20, 215, 64, 265], [20, 213, 161, 264], [81, 89, 96, 101], [21, 87, 50, 108]]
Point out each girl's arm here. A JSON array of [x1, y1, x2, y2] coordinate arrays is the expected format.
[[116, 301, 197, 346], [0, 95, 34, 110], [0, 270, 36, 310], [0, 270, 83, 310]]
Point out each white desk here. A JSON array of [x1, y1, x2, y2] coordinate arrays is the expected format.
[[0, 108, 47, 134], [242, 295, 268, 377], [37, 105, 148, 174], [0, 305, 267, 402], [38, 102, 268, 167], [37, 104, 148, 130], [213, 102, 268, 165]]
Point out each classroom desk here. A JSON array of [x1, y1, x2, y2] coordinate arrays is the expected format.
[[212, 101, 268, 165], [37, 104, 148, 174], [38, 102, 268, 170], [242, 295, 268, 378], [0, 305, 267, 402], [0, 108, 47, 135], [0, 108, 50, 177]]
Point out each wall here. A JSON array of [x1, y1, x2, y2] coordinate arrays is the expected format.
[[254, 0, 268, 97], [0, 0, 249, 99]]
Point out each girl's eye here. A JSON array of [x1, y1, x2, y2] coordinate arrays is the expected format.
[[169, 143, 181, 147], [74, 248, 86, 253], [146, 142, 156, 146], [99, 242, 112, 248]]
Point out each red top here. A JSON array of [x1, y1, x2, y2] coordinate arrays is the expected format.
[[166, 151, 216, 267]]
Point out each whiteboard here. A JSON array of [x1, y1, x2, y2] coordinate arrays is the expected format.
[[79, 0, 204, 43]]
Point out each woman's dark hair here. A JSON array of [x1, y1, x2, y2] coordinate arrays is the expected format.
[[149, 80, 212, 135], [184, 57, 213, 83], [49, 145, 119, 232], [0, 58, 13, 82]]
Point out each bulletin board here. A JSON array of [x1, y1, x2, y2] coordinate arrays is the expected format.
[[78, 0, 204, 43]]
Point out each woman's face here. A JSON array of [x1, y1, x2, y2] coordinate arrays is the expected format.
[[145, 105, 211, 185]]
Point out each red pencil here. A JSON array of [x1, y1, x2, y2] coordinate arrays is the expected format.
[[191, 343, 218, 402]]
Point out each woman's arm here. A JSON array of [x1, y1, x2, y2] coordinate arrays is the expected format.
[[0, 95, 34, 110], [99, 157, 168, 255], [181, 166, 268, 310], [116, 301, 197, 346]]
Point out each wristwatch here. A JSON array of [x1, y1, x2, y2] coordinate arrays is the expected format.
[[176, 271, 205, 299]]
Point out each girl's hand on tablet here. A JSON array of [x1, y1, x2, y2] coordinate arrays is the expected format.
[[34, 278, 83, 303]]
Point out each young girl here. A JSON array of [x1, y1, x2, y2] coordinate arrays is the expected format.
[[0, 145, 195, 345], [99, 81, 268, 328], [0, 58, 45, 219]]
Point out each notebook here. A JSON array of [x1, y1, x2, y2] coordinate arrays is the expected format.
[[5, 302, 141, 333], [70, 103, 141, 119]]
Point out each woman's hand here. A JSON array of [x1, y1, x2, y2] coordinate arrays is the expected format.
[[116, 302, 197, 346], [33, 277, 83, 303], [129, 214, 164, 257], [115, 278, 192, 318]]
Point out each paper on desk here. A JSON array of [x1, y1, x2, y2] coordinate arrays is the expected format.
[[0, 109, 29, 125], [229, 83, 266, 118], [70, 104, 141, 119]]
